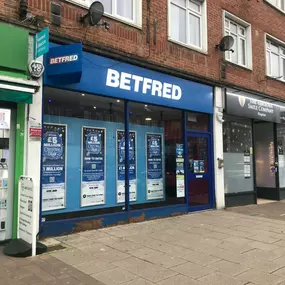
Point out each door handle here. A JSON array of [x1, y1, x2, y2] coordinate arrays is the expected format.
[[196, 175, 203, 178]]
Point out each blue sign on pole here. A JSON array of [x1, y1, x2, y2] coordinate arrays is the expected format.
[[34, 28, 49, 59]]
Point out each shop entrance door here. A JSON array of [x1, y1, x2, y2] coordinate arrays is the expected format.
[[254, 122, 279, 200], [187, 133, 213, 209], [0, 104, 16, 241]]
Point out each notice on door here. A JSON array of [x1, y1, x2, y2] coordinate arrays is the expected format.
[[18, 176, 36, 255], [176, 144, 185, 198]]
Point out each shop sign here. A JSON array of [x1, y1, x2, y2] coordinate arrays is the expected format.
[[29, 60, 44, 78], [34, 27, 49, 59], [46, 43, 82, 84], [226, 91, 285, 123], [44, 43, 213, 113]]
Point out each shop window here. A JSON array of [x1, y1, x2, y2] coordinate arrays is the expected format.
[[277, 124, 285, 188], [128, 103, 186, 210], [169, 0, 207, 52], [187, 112, 209, 131], [42, 87, 125, 217], [223, 115, 254, 194]]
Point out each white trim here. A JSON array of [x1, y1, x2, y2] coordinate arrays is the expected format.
[[222, 10, 253, 70], [168, 0, 208, 53], [0, 75, 39, 88], [265, 0, 285, 14], [0, 83, 35, 94], [66, 0, 142, 28]]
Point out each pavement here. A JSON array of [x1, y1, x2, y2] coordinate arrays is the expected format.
[[4, 205, 285, 284]]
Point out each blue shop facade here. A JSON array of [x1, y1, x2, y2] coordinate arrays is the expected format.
[[40, 43, 215, 237]]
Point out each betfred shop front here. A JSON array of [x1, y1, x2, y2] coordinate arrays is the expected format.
[[40, 43, 215, 237]]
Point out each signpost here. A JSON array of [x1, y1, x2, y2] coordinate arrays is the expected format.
[[18, 176, 37, 256], [34, 27, 49, 59]]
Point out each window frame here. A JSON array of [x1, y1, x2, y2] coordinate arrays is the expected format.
[[168, 0, 208, 54], [222, 11, 252, 70], [66, 0, 142, 28], [265, 0, 285, 14], [265, 34, 285, 82]]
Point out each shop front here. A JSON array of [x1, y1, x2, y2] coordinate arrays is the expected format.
[[41, 43, 214, 237], [224, 88, 285, 207], [0, 23, 42, 242]]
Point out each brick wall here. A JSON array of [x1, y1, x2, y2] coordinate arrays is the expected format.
[[1, 0, 284, 99]]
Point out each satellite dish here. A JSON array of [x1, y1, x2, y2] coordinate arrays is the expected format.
[[216, 35, 234, 52], [80, 1, 104, 26]]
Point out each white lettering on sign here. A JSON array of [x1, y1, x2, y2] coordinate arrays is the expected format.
[[49, 55, 78, 65], [106, 69, 182, 100]]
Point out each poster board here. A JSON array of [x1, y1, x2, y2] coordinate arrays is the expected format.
[[18, 176, 37, 256], [42, 124, 66, 211], [81, 127, 106, 207]]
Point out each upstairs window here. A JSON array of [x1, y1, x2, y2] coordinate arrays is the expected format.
[[223, 12, 252, 69], [266, 38, 285, 81], [169, 0, 207, 52], [69, 0, 142, 27]]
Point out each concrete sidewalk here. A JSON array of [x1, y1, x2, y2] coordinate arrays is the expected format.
[[4, 208, 285, 284]]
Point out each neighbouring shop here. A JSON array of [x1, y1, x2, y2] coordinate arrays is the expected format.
[[41, 43, 215, 237], [224, 88, 285, 207], [0, 23, 42, 242]]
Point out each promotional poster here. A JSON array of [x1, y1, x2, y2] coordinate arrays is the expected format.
[[176, 144, 185, 198], [117, 130, 137, 203], [146, 133, 164, 200], [42, 124, 66, 211], [81, 127, 105, 207]]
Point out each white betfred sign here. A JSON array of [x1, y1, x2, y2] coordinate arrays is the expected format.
[[49, 55, 78, 65], [106, 68, 182, 100]]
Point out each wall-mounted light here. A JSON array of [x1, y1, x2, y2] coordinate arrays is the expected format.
[[145, 117, 152, 121]]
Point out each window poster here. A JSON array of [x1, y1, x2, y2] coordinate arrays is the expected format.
[[146, 133, 164, 200], [176, 144, 185, 198], [81, 127, 105, 207], [42, 124, 66, 211], [116, 130, 137, 203]]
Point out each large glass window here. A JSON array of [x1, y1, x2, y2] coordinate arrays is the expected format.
[[128, 103, 185, 210], [223, 115, 254, 194], [42, 87, 125, 217], [169, 0, 207, 51]]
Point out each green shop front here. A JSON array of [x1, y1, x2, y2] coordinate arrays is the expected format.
[[0, 23, 40, 243]]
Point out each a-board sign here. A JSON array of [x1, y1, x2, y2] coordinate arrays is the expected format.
[[18, 176, 37, 256]]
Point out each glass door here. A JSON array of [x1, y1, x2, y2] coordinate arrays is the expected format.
[[187, 133, 213, 208]]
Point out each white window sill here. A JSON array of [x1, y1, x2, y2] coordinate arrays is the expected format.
[[266, 75, 285, 83], [168, 38, 208, 55], [264, 0, 285, 15], [225, 59, 252, 71], [65, 0, 142, 30]]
